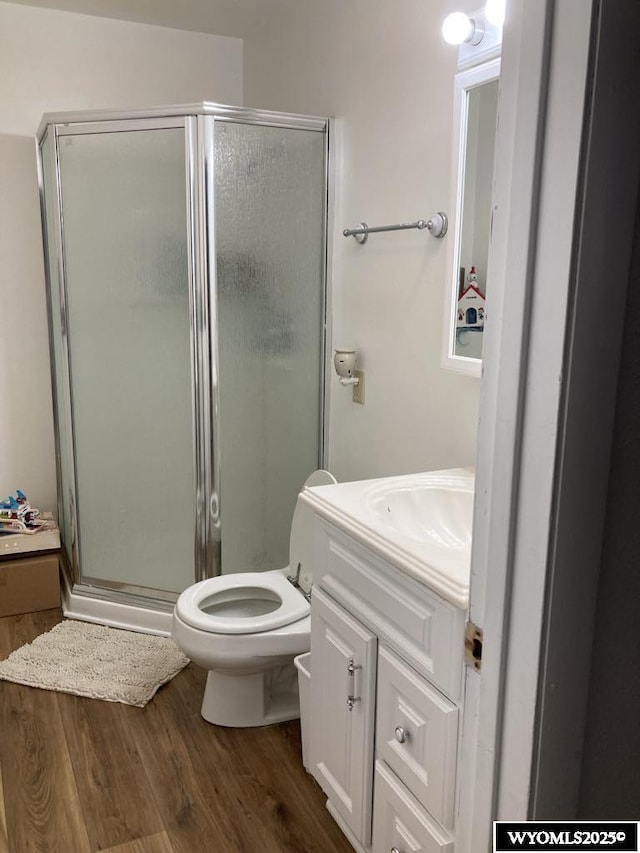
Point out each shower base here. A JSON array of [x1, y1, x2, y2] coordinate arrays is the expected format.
[[60, 568, 173, 636]]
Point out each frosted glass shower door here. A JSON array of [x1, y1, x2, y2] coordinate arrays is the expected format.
[[214, 121, 326, 573], [57, 125, 195, 594]]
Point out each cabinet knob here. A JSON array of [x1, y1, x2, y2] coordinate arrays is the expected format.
[[394, 726, 408, 744]]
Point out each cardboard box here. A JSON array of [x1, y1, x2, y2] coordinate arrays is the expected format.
[[0, 554, 60, 617]]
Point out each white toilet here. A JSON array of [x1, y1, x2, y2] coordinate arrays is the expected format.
[[171, 470, 336, 727]]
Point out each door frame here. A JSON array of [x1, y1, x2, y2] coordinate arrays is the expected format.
[[458, 0, 640, 845]]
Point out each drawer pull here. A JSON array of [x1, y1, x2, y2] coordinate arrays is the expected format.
[[347, 658, 362, 710], [394, 726, 408, 744], [391, 848, 401, 853], [347, 658, 362, 677]]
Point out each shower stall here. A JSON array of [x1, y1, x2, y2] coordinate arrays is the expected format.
[[38, 103, 329, 631]]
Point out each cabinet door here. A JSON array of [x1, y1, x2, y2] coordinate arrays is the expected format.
[[372, 761, 454, 853], [310, 587, 377, 846]]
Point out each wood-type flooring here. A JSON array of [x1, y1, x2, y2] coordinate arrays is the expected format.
[[0, 609, 352, 853]]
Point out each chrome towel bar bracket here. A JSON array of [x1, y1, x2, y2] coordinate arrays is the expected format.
[[343, 212, 447, 244]]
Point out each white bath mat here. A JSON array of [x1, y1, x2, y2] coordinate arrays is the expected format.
[[0, 620, 190, 707]]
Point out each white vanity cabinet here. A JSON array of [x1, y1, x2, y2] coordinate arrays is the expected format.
[[308, 518, 467, 853]]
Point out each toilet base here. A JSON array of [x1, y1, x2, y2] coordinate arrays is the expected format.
[[201, 662, 300, 727]]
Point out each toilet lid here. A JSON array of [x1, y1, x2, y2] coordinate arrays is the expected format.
[[175, 572, 310, 635], [289, 469, 337, 597]]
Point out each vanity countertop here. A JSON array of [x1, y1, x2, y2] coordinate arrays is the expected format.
[[301, 467, 474, 609]]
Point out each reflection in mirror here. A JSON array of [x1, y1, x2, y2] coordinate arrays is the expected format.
[[443, 57, 500, 375], [456, 77, 499, 359]]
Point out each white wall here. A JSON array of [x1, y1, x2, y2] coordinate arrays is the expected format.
[[0, 2, 242, 136], [244, 0, 481, 482], [0, 2, 242, 512], [0, 135, 57, 511]]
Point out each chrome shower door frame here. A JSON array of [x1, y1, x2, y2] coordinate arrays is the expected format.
[[38, 127, 79, 583], [37, 103, 330, 615], [191, 115, 220, 581]]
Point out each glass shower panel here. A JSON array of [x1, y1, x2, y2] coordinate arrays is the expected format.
[[214, 121, 326, 573], [41, 132, 75, 572], [57, 127, 194, 594]]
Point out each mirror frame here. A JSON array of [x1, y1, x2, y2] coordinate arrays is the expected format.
[[442, 56, 501, 377]]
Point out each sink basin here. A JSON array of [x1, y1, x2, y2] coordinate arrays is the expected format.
[[365, 473, 473, 550], [301, 467, 475, 608]]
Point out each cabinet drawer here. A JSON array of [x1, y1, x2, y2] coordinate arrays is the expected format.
[[376, 646, 458, 829], [372, 761, 454, 853], [317, 521, 465, 700]]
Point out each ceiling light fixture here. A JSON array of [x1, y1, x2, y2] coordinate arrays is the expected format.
[[484, 0, 506, 27], [441, 11, 485, 46]]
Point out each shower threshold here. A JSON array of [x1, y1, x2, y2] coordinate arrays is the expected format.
[[60, 567, 174, 637]]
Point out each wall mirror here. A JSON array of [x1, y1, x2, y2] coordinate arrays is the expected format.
[[442, 56, 501, 376]]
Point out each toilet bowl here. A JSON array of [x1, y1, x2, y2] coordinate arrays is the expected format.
[[171, 470, 336, 727]]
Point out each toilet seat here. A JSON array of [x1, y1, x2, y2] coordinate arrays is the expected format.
[[175, 570, 309, 635], [175, 469, 336, 638]]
